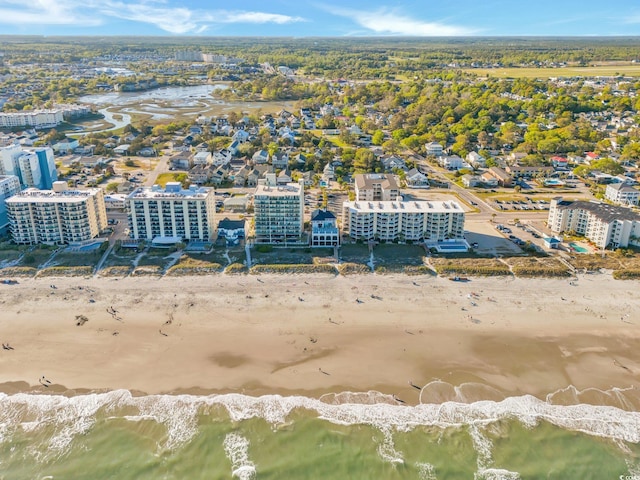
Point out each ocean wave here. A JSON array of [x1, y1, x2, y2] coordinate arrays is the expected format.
[[223, 432, 256, 480], [0, 388, 639, 463]]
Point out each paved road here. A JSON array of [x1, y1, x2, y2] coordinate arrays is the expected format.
[[144, 155, 169, 187]]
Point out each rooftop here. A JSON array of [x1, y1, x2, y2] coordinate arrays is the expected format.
[[344, 199, 464, 214], [6, 187, 101, 204], [254, 181, 302, 197], [127, 183, 213, 200], [354, 173, 399, 191], [557, 199, 640, 223]]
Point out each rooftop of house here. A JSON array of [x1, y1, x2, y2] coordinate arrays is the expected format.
[[311, 209, 337, 222]]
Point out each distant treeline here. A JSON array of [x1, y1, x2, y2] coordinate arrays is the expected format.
[[1, 36, 640, 78]]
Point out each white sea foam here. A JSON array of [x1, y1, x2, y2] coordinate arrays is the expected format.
[[223, 432, 256, 480], [416, 462, 437, 480], [475, 468, 521, 480], [1, 388, 639, 462], [376, 427, 404, 465]]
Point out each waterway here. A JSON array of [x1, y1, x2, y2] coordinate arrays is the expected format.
[[76, 84, 291, 134]]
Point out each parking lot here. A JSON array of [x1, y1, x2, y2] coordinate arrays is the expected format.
[[493, 198, 550, 211]]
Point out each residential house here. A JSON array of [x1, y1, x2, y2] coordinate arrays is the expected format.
[[277, 169, 292, 185], [425, 142, 444, 157], [170, 153, 191, 170], [272, 152, 289, 169], [310, 209, 340, 247], [212, 149, 232, 166], [52, 138, 79, 154], [480, 172, 499, 187], [405, 168, 429, 188], [252, 149, 269, 165], [217, 218, 245, 245], [234, 166, 250, 187], [461, 174, 481, 188], [550, 156, 569, 169], [381, 155, 407, 172], [232, 129, 249, 144], [192, 151, 212, 166], [605, 183, 639, 206], [113, 144, 131, 156], [188, 164, 215, 185], [466, 151, 486, 168], [440, 155, 468, 171]]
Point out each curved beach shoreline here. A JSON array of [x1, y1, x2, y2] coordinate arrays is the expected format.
[[0, 273, 638, 405]]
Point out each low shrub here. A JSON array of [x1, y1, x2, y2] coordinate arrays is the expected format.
[[36, 266, 93, 277], [225, 263, 248, 274], [250, 264, 337, 275], [613, 269, 640, 280], [337, 262, 370, 275]]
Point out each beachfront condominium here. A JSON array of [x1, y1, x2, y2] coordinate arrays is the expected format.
[[126, 182, 216, 242], [354, 173, 400, 202], [6, 181, 107, 245], [0, 144, 58, 190], [548, 197, 640, 249], [0, 175, 21, 233], [0, 109, 64, 129], [254, 173, 304, 244], [342, 199, 465, 242]]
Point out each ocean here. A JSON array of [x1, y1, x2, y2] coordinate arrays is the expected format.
[[1, 384, 639, 479]]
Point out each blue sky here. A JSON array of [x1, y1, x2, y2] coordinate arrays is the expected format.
[[0, 0, 639, 36]]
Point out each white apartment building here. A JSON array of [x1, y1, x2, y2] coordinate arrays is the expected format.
[[605, 183, 639, 206], [0, 175, 21, 230], [0, 110, 64, 129], [253, 174, 304, 244], [548, 197, 640, 249], [342, 199, 465, 242], [126, 182, 216, 242], [0, 144, 57, 190], [6, 181, 107, 245], [354, 173, 400, 202]]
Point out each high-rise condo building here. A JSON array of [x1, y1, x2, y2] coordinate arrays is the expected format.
[[126, 182, 216, 242], [6, 181, 107, 245]]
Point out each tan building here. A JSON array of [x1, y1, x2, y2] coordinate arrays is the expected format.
[[342, 199, 465, 242], [254, 173, 304, 244], [126, 182, 216, 242], [354, 173, 400, 201], [6, 181, 107, 245]]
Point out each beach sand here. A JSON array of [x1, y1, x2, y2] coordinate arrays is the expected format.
[[0, 273, 638, 404]]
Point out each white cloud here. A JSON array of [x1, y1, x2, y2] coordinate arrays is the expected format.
[[218, 11, 305, 24], [0, 0, 101, 26], [324, 5, 475, 36], [0, 0, 305, 33]]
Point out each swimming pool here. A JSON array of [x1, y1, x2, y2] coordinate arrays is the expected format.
[[68, 242, 104, 252], [569, 242, 588, 253]]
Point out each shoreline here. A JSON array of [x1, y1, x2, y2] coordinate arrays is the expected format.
[[1, 274, 639, 405]]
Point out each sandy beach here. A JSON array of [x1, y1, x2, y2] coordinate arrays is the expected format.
[[0, 273, 639, 404]]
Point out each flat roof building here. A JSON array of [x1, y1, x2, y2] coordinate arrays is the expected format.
[[548, 197, 640, 249], [6, 181, 107, 245], [342, 199, 465, 242], [0, 175, 21, 232], [126, 182, 216, 242], [254, 173, 304, 244]]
